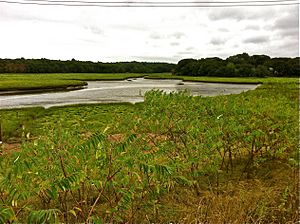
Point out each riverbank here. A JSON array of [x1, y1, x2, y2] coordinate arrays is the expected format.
[[0, 85, 85, 96], [0, 78, 259, 109], [0, 73, 144, 92], [0, 73, 298, 94], [145, 73, 299, 84]]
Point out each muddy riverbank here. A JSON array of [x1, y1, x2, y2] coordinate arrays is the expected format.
[[0, 78, 259, 109]]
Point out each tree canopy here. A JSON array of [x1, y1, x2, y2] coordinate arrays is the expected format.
[[174, 53, 299, 77], [0, 58, 175, 74], [0, 53, 298, 77]]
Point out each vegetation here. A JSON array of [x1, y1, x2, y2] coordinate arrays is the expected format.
[[0, 59, 174, 73], [0, 73, 144, 91], [1, 72, 298, 92], [1, 53, 299, 78], [174, 53, 299, 77], [0, 77, 298, 223], [146, 73, 299, 84]]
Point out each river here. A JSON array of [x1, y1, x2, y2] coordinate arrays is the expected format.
[[0, 78, 258, 109]]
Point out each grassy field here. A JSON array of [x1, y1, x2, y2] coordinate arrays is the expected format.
[[0, 73, 144, 91], [0, 77, 298, 223], [0, 73, 298, 91], [146, 73, 299, 84]]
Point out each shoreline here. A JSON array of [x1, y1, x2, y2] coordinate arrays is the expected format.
[[0, 85, 86, 96], [0, 79, 259, 110]]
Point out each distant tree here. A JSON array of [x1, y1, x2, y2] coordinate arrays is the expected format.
[[250, 54, 270, 67], [0, 54, 298, 77], [236, 63, 255, 77], [197, 58, 224, 76], [173, 53, 298, 77], [264, 58, 292, 77], [227, 53, 251, 65], [254, 65, 271, 77], [175, 59, 198, 76], [0, 58, 175, 74], [287, 58, 300, 77]]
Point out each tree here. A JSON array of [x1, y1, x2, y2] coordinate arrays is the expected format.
[[254, 65, 271, 77], [250, 55, 270, 67], [175, 59, 198, 76]]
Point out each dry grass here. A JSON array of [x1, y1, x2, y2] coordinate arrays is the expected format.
[[0, 143, 21, 155], [136, 161, 299, 224]]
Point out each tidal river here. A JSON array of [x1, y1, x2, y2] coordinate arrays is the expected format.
[[0, 78, 258, 109]]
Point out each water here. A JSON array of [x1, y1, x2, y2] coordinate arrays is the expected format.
[[0, 78, 258, 109]]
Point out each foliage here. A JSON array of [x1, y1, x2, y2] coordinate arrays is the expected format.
[[0, 58, 175, 74], [174, 52, 299, 77], [0, 78, 298, 222], [0, 103, 137, 142]]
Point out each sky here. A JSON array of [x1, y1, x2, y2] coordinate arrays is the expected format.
[[0, 1, 299, 63]]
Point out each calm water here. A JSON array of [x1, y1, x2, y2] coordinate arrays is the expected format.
[[0, 78, 258, 109]]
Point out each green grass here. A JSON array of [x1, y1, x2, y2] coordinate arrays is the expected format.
[[145, 73, 299, 84], [0, 73, 144, 91], [0, 103, 138, 142]]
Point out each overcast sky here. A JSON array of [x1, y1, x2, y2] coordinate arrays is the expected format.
[[0, 2, 298, 63]]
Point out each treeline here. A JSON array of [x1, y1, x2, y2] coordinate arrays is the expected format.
[[0, 58, 175, 73], [174, 53, 299, 77], [1, 53, 299, 76]]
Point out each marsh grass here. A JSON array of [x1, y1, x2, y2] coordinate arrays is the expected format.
[[0, 73, 144, 91], [145, 73, 299, 84]]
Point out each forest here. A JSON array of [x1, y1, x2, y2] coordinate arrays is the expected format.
[[0, 53, 298, 77], [0, 59, 175, 74], [174, 53, 299, 77]]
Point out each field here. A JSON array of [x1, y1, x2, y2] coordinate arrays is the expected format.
[[0, 75, 299, 223], [146, 73, 299, 84], [0, 73, 144, 91]]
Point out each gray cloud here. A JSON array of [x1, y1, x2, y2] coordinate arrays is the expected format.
[[186, 47, 195, 51], [209, 9, 245, 21], [150, 32, 185, 40], [271, 8, 299, 42], [280, 39, 299, 54], [149, 33, 163, 39], [134, 55, 177, 63], [276, 28, 299, 39], [177, 51, 194, 55], [84, 25, 103, 35], [180, 15, 187, 20], [210, 38, 227, 46], [170, 32, 186, 39], [244, 36, 269, 44], [170, 42, 180, 46], [208, 8, 274, 21], [89, 26, 103, 35], [268, 39, 299, 57], [219, 28, 229, 32], [0, 3, 298, 63], [244, 25, 260, 30], [274, 12, 299, 31]]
